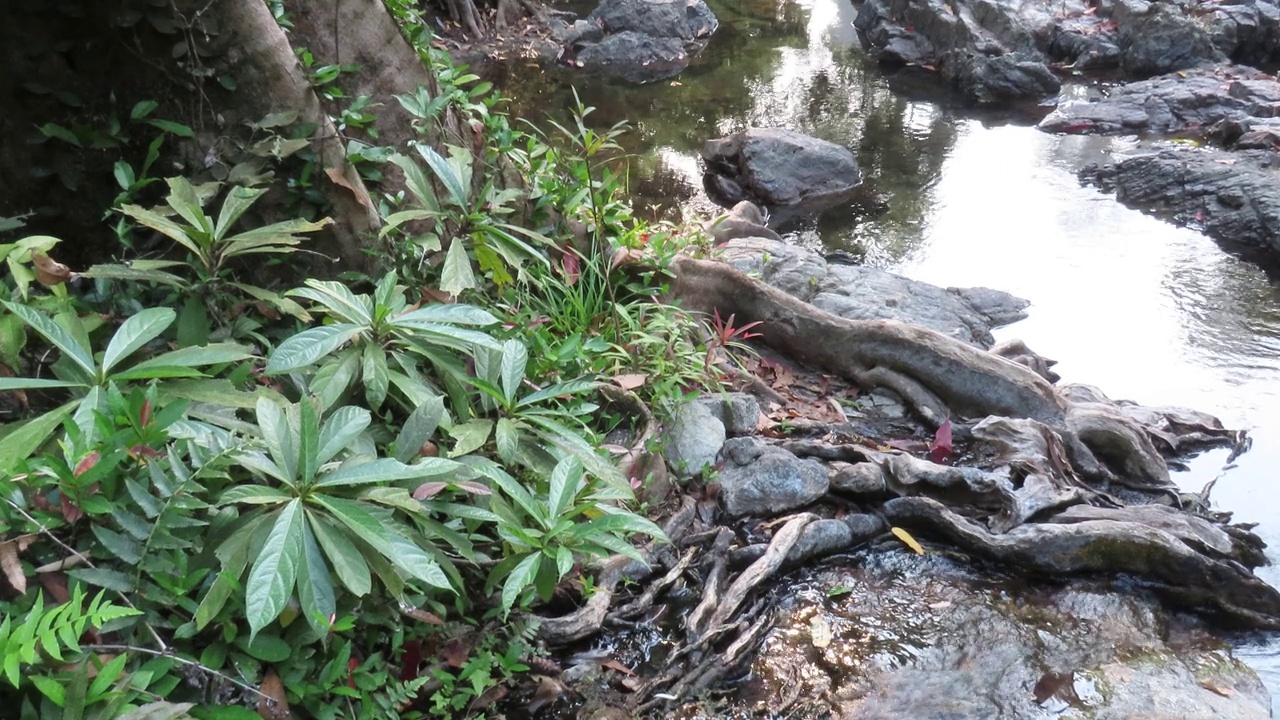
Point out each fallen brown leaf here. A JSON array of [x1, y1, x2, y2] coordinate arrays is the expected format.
[[324, 166, 374, 210], [527, 675, 567, 714], [612, 373, 648, 390], [599, 658, 636, 676], [0, 535, 34, 594], [257, 668, 291, 720], [1200, 680, 1234, 697], [31, 251, 76, 286]]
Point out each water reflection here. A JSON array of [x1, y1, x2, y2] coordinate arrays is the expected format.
[[501, 0, 1280, 701]]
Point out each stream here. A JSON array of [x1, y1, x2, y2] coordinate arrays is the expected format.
[[489, 0, 1280, 706]]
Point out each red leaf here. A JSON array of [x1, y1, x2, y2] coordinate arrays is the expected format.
[[59, 494, 84, 524], [139, 398, 152, 427], [73, 452, 100, 477], [452, 481, 492, 495], [927, 418, 953, 463], [413, 482, 447, 499], [562, 251, 580, 285]]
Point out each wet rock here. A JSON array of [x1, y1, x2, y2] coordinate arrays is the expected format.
[[716, 237, 1029, 347], [717, 437, 829, 517], [1047, 504, 1236, 556], [1117, 2, 1225, 77], [704, 201, 782, 245], [1080, 146, 1280, 260], [786, 519, 856, 564], [702, 128, 863, 216], [662, 400, 725, 476], [883, 495, 1280, 627], [693, 392, 761, 436], [567, 0, 718, 83], [735, 554, 1272, 719], [1039, 65, 1280, 136], [829, 461, 889, 497], [842, 512, 887, 543]]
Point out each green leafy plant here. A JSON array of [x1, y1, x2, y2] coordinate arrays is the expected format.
[[209, 397, 468, 638], [0, 304, 252, 472], [383, 143, 550, 294], [265, 272, 500, 412], [0, 586, 141, 687]]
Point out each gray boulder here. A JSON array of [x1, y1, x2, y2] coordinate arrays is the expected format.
[[566, 0, 718, 83], [718, 437, 829, 518], [739, 553, 1273, 718], [718, 237, 1029, 348], [662, 399, 725, 476], [1117, 1, 1226, 77], [693, 392, 761, 436], [1080, 146, 1280, 261], [702, 128, 862, 216]]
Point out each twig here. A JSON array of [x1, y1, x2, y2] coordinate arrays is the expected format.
[[84, 644, 269, 700], [5, 499, 168, 652]]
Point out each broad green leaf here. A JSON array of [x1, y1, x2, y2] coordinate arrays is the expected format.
[[2, 301, 95, 382], [165, 177, 213, 236], [266, 324, 363, 374], [501, 553, 540, 614], [459, 457, 544, 526], [547, 456, 582, 522], [568, 510, 666, 541], [308, 511, 371, 596], [118, 204, 204, 260], [317, 405, 371, 465], [384, 531, 452, 590], [289, 280, 372, 325], [158, 378, 262, 409], [224, 217, 330, 255], [245, 500, 305, 637], [2, 404, 76, 472], [108, 366, 206, 382], [362, 342, 388, 409], [448, 419, 492, 458], [91, 526, 143, 564], [101, 307, 176, 375], [0, 377, 83, 391], [67, 567, 135, 593], [394, 396, 443, 463], [494, 417, 518, 465], [214, 186, 267, 240], [256, 397, 297, 483], [236, 634, 292, 662], [393, 304, 497, 327], [517, 378, 599, 408], [118, 702, 198, 720], [82, 262, 189, 288], [414, 144, 469, 208], [298, 396, 320, 486], [296, 520, 336, 636], [439, 239, 477, 296], [399, 322, 503, 351], [219, 486, 292, 505], [311, 349, 360, 410], [500, 339, 528, 405], [128, 342, 253, 372], [315, 457, 456, 487], [388, 153, 439, 211], [310, 497, 448, 589]]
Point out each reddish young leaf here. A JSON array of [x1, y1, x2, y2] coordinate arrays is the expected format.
[[139, 398, 152, 427], [59, 495, 84, 524], [927, 418, 953, 463], [562, 250, 581, 286], [413, 482, 447, 500], [73, 452, 100, 477], [452, 481, 492, 496]]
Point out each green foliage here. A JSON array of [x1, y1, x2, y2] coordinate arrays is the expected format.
[[0, 586, 140, 687]]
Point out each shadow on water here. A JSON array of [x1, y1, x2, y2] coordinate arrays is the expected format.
[[485, 0, 1280, 707]]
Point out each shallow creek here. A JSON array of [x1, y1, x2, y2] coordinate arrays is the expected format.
[[490, 0, 1280, 702]]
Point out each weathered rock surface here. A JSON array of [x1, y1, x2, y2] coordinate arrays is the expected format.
[[734, 554, 1272, 718], [1039, 65, 1280, 136], [692, 392, 761, 436], [662, 399, 725, 475], [564, 0, 718, 83], [884, 495, 1280, 627], [718, 237, 1029, 347], [854, 0, 1280, 104], [1079, 146, 1280, 259], [702, 128, 863, 216], [717, 437, 829, 517]]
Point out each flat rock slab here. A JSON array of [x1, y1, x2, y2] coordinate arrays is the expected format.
[[719, 237, 1029, 348], [702, 128, 863, 216], [732, 553, 1272, 719]]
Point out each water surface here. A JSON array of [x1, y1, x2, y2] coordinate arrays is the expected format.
[[498, 0, 1280, 696]]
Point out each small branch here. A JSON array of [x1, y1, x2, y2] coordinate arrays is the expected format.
[[83, 644, 269, 700], [5, 499, 168, 652]]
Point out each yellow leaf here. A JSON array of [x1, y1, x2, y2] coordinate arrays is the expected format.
[[891, 526, 926, 555]]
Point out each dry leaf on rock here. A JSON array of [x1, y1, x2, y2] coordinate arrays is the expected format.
[[257, 668, 291, 720]]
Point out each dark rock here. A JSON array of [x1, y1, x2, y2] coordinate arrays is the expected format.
[[694, 392, 762, 436], [717, 437, 829, 517], [1039, 65, 1280, 136], [785, 519, 855, 563], [717, 237, 1029, 347], [1117, 2, 1226, 77], [842, 512, 887, 543], [702, 128, 863, 215], [884, 495, 1280, 627], [739, 554, 1272, 718], [1082, 146, 1280, 261], [662, 399, 725, 476], [947, 50, 1061, 104], [567, 0, 718, 83], [829, 461, 889, 497]]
